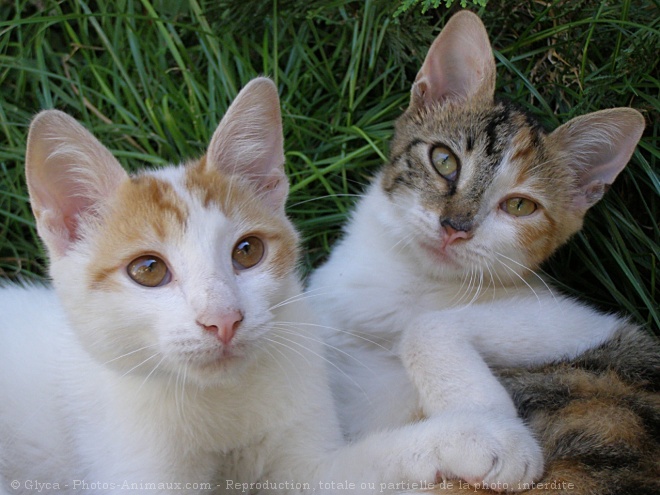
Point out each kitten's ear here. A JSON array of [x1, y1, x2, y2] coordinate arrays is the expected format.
[[411, 11, 496, 108], [25, 110, 128, 259], [206, 77, 288, 211], [547, 108, 645, 211]]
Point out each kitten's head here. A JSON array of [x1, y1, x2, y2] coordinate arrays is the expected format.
[[379, 11, 644, 284], [26, 78, 299, 387]]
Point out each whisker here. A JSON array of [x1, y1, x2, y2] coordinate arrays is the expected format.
[[273, 320, 396, 352], [451, 263, 477, 308], [272, 325, 382, 376], [262, 335, 312, 366], [389, 232, 414, 254], [253, 340, 302, 392], [494, 257, 541, 305], [489, 258, 510, 293], [287, 193, 365, 208], [138, 354, 166, 392], [269, 333, 373, 404], [119, 352, 160, 378], [269, 287, 330, 312], [495, 252, 558, 304], [483, 260, 501, 300], [464, 263, 484, 307], [102, 344, 159, 366], [180, 358, 191, 418]]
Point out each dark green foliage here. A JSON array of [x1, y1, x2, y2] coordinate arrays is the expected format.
[[0, 0, 657, 333]]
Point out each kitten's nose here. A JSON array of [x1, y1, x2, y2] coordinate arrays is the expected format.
[[441, 220, 471, 247], [197, 310, 244, 345]]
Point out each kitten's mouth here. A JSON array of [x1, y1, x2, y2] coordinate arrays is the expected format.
[[419, 239, 462, 267], [218, 346, 243, 361], [184, 345, 246, 370]]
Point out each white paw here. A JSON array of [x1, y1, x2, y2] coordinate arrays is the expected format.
[[437, 412, 544, 491], [393, 412, 543, 492]]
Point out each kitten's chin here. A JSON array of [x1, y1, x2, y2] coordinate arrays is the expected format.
[[182, 347, 258, 387], [417, 239, 466, 276]]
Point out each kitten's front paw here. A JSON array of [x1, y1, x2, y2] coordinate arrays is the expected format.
[[388, 412, 543, 492], [438, 413, 544, 491]]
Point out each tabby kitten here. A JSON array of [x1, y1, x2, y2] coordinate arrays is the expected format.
[[309, 10, 658, 493], [0, 78, 506, 494]]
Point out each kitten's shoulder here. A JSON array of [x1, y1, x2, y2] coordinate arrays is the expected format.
[[0, 280, 64, 336], [0, 278, 53, 302]]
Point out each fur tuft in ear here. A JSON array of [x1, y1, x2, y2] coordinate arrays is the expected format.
[[205, 77, 288, 211], [25, 110, 128, 259], [411, 11, 496, 108], [546, 108, 645, 211]]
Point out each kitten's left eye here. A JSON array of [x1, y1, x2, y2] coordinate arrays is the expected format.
[[501, 197, 538, 217], [431, 146, 458, 181], [233, 236, 265, 270], [127, 255, 171, 287]]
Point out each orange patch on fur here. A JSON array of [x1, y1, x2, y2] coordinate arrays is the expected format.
[[88, 157, 299, 291], [507, 122, 590, 270], [88, 174, 189, 290], [557, 398, 644, 446], [563, 369, 634, 397], [534, 460, 601, 494], [509, 124, 537, 167], [185, 157, 299, 279]]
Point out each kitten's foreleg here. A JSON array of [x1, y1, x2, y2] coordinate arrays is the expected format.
[[314, 412, 542, 493], [399, 294, 622, 415], [399, 313, 544, 489], [400, 312, 518, 417]]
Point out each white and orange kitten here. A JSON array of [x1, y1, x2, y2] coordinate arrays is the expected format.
[[1, 78, 505, 494], [309, 11, 645, 490]]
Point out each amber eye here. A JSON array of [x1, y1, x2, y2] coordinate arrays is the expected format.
[[233, 236, 265, 270], [501, 197, 538, 217], [431, 146, 458, 181], [127, 255, 171, 287]]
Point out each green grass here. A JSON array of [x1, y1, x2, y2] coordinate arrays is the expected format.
[[1, 0, 658, 334]]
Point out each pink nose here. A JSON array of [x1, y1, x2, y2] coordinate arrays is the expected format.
[[442, 224, 470, 247], [197, 310, 244, 345]]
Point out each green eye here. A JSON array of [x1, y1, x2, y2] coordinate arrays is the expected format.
[[232, 236, 265, 270], [431, 146, 458, 180], [127, 255, 171, 287], [501, 197, 538, 217]]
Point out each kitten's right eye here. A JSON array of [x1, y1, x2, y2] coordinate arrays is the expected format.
[[501, 197, 538, 217], [232, 236, 265, 270], [127, 255, 171, 287], [431, 146, 458, 181]]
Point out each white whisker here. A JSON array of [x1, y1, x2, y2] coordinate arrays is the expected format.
[[102, 344, 159, 366], [254, 340, 301, 392], [262, 335, 312, 366], [272, 324, 382, 376], [494, 256, 541, 305], [268, 287, 330, 312], [273, 319, 396, 352], [287, 193, 365, 208], [119, 352, 160, 378], [495, 252, 558, 304], [138, 354, 166, 392], [269, 333, 373, 404]]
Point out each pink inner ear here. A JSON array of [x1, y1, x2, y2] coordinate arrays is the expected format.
[[204, 78, 289, 211], [25, 110, 128, 259], [412, 11, 496, 107], [573, 182, 608, 212], [550, 108, 645, 211]]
